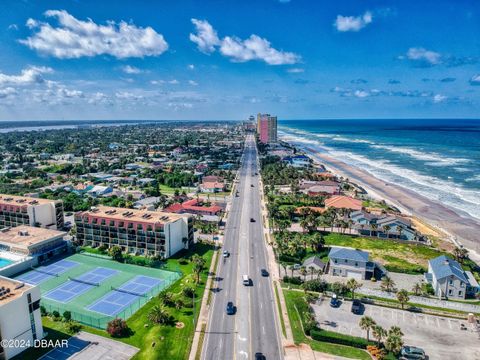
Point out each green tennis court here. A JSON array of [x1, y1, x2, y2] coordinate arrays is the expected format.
[[14, 253, 180, 329]]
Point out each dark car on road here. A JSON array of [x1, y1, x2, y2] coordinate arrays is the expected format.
[[226, 301, 235, 315], [250, 218, 255, 222], [400, 346, 426, 360], [351, 299, 362, 314], [250, 184, 254, 187], [260, 268, 269, 277], [255, 353, 266, 360], [330, 294, 340, 308]]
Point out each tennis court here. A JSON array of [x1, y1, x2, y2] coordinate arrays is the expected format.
[[16, 259, 78, 285], [14, 253, 180, 328], [44, 267, 118, 303], [87, 275, 162, 316]]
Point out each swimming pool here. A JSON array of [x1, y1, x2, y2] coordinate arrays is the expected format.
[[0, 257, 13, 268]]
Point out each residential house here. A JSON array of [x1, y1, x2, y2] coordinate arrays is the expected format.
[[425, 255, 479, 300], [350, 210, 418, 241], [325, 195, 363, 211], [328, 246, 381, 280], [302, 256, 326, 272], [200, 181, 225, 193]]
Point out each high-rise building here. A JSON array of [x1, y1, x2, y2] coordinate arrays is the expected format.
[[256, 113, 278, 143], [0, 195, 64, 230], [0, 276, 44, 360], [74, 206, 194, 258]]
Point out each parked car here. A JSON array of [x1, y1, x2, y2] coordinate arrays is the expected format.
[[260, 268, 269, 277], [250, 218, 255, 222], [226, 301, 235, 315], [223, 250, 230, 258], [330, 294, 340, 308], [351, 299, 362, 314], [254, 353, 266, 360], [400, 346, 426, 360]]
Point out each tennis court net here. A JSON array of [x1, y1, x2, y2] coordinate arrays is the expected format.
[[69, 276, 100, 287], [111, 286, 146, 297], [31, 266, 59, 277]]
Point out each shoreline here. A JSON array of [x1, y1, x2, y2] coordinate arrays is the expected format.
[[292, 144, 480, 264]]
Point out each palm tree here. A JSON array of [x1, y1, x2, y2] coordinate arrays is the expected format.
[[148, 305, 170, 324], [388, 326, 404, 337], [158, 291, 174, 307], [370, 223, 378, 237], [174, 297, 185, 310], [299, 267, 308, 283], [382, 224, 391, 238], [316, 268, 323, 279], [385, 334, 403, 355], [380, 276, 396, 293], [308, 266, 316, 280], [453, 247, 468, 264], [396, 289, 410, 310], [372, 325, 387, 347], [191, 254, 206, 283], [412, 282, 422, 296], [346, 278, 362, 300], [359, 316, 376, 342]]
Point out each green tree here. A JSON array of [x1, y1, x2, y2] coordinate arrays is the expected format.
[[380, 276, 396, 293], [412, 282, 422, 296], [396, 289, 410, 310], [372, 325, 387, 347], [191, 254, 206, 283], [109, 245, 123, 262], [346, 278, 362, 300], [359, 316, 376, 342], [148, 305, 170, 325]]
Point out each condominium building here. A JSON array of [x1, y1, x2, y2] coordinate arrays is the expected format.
[[74, 206, 194, 258], [257, 113, 278, 144], [0, 195, 64, 230], [0, 276, 43, 360], [0, 226, 67, 257]]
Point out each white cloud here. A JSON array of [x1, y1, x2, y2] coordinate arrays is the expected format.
[[8, 24, 18, 30], [150, 79, 179, 85], [0, 87, 17, 99], [188, 80, 198, 86], [0, 66, 53, 86], [433, 94, 447, 103], [354, 90, 369, 98], [334, 11, 372, 32], [188, 64, 195, 70], [406, 47, 442, 65], [469, 74, 480, 86], [287, 68, 304, 73], [115, 91, 143, 100], [21, 10, 168, 59], [87, 92, 110, 105], [190, 19, 300, 65], [121, 65, 143, 74], [190, 19, 220, 53]]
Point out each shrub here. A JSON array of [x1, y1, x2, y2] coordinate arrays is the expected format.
[[302, 279, 328, 292], [98, 244, 108, 253], [62, 311, 72, 322], [310, 329, 371, 349], [182, 286, 195, 298], [282, 276, 303, 285], [423, 283, 435, 296], [66, 322, 82, 334], [52, 310, 60, 319], [40, 305, 47, 316], [106, 318, 131, 337]]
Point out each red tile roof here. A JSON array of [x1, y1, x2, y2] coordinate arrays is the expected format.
[[325, 195, 362, 210]]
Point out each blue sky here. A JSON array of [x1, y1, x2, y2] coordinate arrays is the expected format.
[[0, 0, 479, 120]]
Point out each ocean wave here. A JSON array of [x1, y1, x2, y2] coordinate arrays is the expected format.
[[331, 136, 376, 144], [465, 175, 480, 182], [280, 131, 480, 220], [370, 144, 470, 166]]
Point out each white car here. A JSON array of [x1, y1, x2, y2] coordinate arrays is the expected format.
[[223, 250, 230, 258]]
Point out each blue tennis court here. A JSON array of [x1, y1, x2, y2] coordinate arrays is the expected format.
[[44, 267, 118, 303], [87, 275, 163, 316], [16, 259, 78, 285]]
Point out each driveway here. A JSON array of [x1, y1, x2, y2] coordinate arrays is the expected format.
[[312, 298, 480, 360]]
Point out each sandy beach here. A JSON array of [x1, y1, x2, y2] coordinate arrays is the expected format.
[[302, 146, 480, 263]]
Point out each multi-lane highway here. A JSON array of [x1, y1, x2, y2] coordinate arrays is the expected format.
[[202, 134, 282, 360]]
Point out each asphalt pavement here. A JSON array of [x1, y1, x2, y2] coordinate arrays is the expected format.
[[202, 134, 282, 360]]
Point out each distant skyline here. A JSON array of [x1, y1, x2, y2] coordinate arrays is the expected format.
[[0, 0, 479, 121]]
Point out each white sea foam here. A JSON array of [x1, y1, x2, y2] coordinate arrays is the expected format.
[[370, 144, 470, 166]]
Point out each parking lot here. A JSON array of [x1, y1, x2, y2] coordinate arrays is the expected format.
[[312, 298, 480, 360]]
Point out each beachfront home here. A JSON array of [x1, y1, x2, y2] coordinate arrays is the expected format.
[[325, 195, 363, 211], [200, 181, 225, 193], [350, 210, 418, 241], [328, 247, 382, 280], [283, 155, 311, 168], [425, 255, 479, 300]]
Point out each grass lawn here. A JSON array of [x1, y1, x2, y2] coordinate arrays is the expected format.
[[159, 184, 177, 194], [324, 233, 446, 273], [283, 289, 371, 360], [21, 243, 214, 360]]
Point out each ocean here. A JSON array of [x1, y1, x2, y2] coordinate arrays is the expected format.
[[279, 119, 480, 221]]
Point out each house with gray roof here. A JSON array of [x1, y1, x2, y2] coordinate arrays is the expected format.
[[302, 256, 326, 272], [328, 247, 381, 280], [426, 255, 479, 300]]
